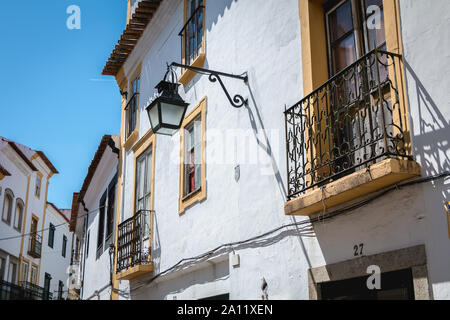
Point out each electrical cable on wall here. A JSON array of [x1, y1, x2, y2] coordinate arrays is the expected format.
[[128, 171, 450, 294]]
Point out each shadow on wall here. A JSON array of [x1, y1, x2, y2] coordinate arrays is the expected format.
[[306, 61, 450, 297]]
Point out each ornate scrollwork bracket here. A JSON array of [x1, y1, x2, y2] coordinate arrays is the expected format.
[[170, 62, 248, 108]]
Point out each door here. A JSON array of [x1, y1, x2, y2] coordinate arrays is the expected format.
[[320, 268, 415, 300], [324, 0, 387, 176]]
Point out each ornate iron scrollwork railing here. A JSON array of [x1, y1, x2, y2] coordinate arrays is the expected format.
[[0, 280, 52, 300], [285, 49, 411, 200], [27, 233, 42, 258], [116, 210, 152, 273]]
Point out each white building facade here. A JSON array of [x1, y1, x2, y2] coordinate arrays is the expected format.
[[70, 135, 120, 300], [0, 136, 72, 300], [97, 0, 449, 300]]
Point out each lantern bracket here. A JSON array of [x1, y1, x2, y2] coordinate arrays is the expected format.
[[170, 62, 248, 108]]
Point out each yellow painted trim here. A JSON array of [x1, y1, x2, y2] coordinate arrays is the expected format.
[[19, 176, 31, 260], [37, 180, 49, 274], [111, 81, 128, 301], [30, 262, 39, 284], [131, 130, 156, 217], [446, 201, 450, 239], [179, 53, 206, 87], [124, 63, 142, 151], [126, 0, 131, 24], [116, 129, 157, 282], [116, 264, 154, 281], [19, 257, 30, 283], [383, 0, 411, 155], [180, 0, 206, 87], [285, 159, 421, 216], [30, 153, 39, 161], [178, 96, 207, 215], [124, 130, 139, 151]]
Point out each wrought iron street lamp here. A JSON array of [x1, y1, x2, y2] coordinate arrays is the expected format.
[[146, 66, 190, 136], [146, 63, 248, 136]]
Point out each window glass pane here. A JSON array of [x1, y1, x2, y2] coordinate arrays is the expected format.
[[328, 0, 354, 42], [14, 203, 22, 230], [364, 0, 383, 10], [3, 195, 11, 222], [138, 158, 145, 202], [145, 152, 152, 195], [366, 7, 385, 50], [331, 33, 357, 74]]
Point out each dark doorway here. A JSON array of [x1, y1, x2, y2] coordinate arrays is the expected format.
[[199, 293, 229, 300], [320, 268, 415, 300]]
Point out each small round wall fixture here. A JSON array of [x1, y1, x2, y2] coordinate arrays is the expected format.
[[146, 66, 189, 136]]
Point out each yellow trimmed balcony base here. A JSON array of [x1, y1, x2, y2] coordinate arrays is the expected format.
[[116, 263, 154, 281], [285, 158, 421, 216], [124, 130, 139, 151], [179, 53, 206, 87]]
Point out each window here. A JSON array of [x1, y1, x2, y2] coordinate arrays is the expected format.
[[325, 0, 386, 76], [179, 0, 206, 86], [43, 273, 52, 300], [62, 235, 67, 258], [2, 189, 13, 225], [7, 259, 18, 284], [13, 199, 24, 232], [0, 254, 6, 281], [126, 75, 140, 139], [30, 265, 38, 284], [48, 223, 55, 248], [21, 260, 29, 283], [85, 232, 89, 259], [179, 97, 206, 214], [96, 192, 106, 259], [58, 281, 64, 300], [184, 117, 202, 196], [183, 0, 204, 65], [135, 149, 152, 215], [105, 176, 117, 246], [35, 174, 42, 198]]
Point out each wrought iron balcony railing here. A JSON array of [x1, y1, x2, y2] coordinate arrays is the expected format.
[[0, 280, 52, 300], [27, 233, 42, 258], [179, 5, 204, 66], [116, 210, 152, 274], [285, 49, 411, 200]]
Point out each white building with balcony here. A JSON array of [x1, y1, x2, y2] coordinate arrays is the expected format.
[[0, 136, 72, 300], [70, 135, 120, 300], [91, 0, 450, 300]]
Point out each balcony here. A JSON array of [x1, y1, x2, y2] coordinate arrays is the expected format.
[[0, 280, 52, 300], [116, 210, 154, 280], [284, 49, 421, 216], [27, 233, 42, 258]]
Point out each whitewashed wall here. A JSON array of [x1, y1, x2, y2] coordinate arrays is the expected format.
[[79, 148, 118, 300], [116, 0, 450, 300], [39, 204, 72, 299]]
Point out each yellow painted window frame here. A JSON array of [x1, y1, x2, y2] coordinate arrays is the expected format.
[[179, 0, 207, 87], [19, 257, 30, 283], [130, 129, 156, 265], [30, 262, 39, 284], [179, 96, 207, 214], [124, 63, 142, 151], [298, 0, 412, 184]]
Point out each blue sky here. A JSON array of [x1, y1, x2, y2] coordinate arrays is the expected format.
[[0, 1, 126, 209]]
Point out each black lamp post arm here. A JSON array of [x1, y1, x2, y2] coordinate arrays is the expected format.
[[170, 62, 248, 108]]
